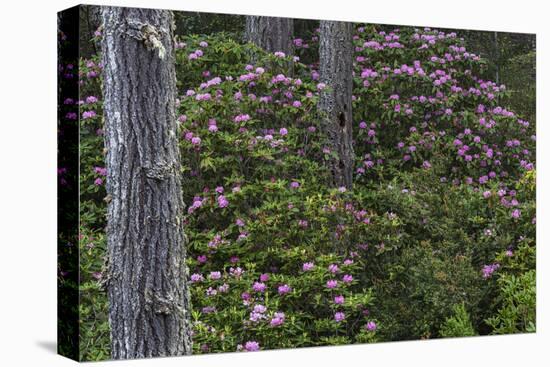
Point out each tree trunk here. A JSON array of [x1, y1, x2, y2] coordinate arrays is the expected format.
[[101, 6, 192, 359], [318, 20, 354, 189], [80, 5, 102, 57], [494, 31, 500, 85], [245, 15, 294, 56]]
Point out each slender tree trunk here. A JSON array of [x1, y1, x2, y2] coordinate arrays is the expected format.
[[318, 20, 354, 189], [101, 6, 192, 359], [87, 5, 102, 54], [245, 15, 294, 56], [88, 5, 102, 30], [494, 31, 500, 85]]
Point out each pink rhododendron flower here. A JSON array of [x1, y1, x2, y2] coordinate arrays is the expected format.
[[244, 341, 260, 352], [209, 271, 221, 280], [278, 284, 292, 295], [217, 195, 229, 208], [190, 273, 204, 283], [270, 312, 285, 327], [342, 274, 353, 283], [252, 282, 267, 292], [366, 321, 377, 331], [482, 263, 500, 279]]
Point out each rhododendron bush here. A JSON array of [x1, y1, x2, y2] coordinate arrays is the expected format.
[[72, 21, 535, 361]]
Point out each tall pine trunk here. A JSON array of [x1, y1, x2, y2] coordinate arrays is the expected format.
[[318, 20, 354, 189], [101, 6, 192, 359], [493, 31, 500, 85], [245, 15, 294, 56]]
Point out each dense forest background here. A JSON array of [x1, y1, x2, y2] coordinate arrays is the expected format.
[[78, 8, 536, 123], [60, 6, 535, 361]]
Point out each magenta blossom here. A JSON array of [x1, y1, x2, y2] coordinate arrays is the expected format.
[[334, 312, 346, 322], [94, 166, 107, 176], [244, 341, 260, 352], [191, 136, 201, 146], [233, 114, 251, 123], [342, 274, 353, 283], [252, 282, 267, 292], [270, 312, 285, 327], [82, 111, 97, 119], [217, 195, 229, 208], [482, 263, 500, 279], [278, 284, 292, 295], [209, 271, 221, 280], [253, 304, 267, 313], [190, 273, 204, 283], [85, 96, 98, 104], [230, 267, 244, 278], [366, 321, 377, 331]]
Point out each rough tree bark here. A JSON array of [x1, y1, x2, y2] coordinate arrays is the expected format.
[[318, 20, 354, 189], [101, 6, 192, 359], [245, 15, 294, 55], [493, 31, 500, 85], [80, 5, 102, 57]]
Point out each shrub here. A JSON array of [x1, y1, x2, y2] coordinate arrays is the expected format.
[[485, 270, 536, 334], [440, 304, 478, 338]]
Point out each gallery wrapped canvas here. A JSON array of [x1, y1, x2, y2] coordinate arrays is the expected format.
[[58, 4, 536, 362]]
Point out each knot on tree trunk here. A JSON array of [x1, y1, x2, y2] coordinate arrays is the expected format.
[[142, 160, 175, 181], [145, 290, 183, 316], [123, 20, 167, 59]]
